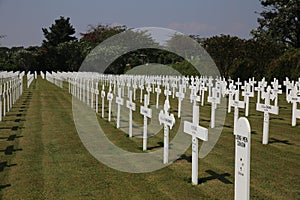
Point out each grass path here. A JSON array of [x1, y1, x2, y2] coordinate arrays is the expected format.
[[0, 77, 299, 199]]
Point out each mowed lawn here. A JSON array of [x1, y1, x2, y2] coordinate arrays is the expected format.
[[0, 77, 299, 199]]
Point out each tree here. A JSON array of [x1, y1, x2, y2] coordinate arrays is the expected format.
[[42, 16, 77, 47], [252, 0, 300, 48], [203, 35, 246, 78]]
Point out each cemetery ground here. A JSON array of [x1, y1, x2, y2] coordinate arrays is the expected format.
[[0, 77, 299, 199]]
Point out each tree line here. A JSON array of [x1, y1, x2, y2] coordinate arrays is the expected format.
[[0, 0, 299, 82]]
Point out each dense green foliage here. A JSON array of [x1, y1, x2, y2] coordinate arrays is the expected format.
[[252, 0, 300, 48]]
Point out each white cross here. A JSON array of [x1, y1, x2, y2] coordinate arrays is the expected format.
[[287, 87, 300, 126], [175, 84, 185, 118], [271, 78, 282, 107], [140, 94, 152, 151], [226, 80, 236, 113], [132, 80, 138, 101], [242, 81, 254, 117], [126, 90, 136, 137], [116, 87, 124, 129], [146, 80, 152, 103], [283, 77, 294, 101], [159, 98, 175, 164], [107, 85, 114, 122], [0, 85, 2, 121], [183, 97, 208, 185], [255, 78, 267, 104], [256, 86, 278, 144], [101, 85, 106, 118], [3, 83, 6, 116], [90, 80, 94, 109], [199, 78, 207, 106], [230, 89, 245, 133], [95, 82, 99, 113], [155, 80, 162, 109], [164, 84, 172, 100], [171, 80, 177, 98], [139, 80, 144, 103], [208, 87, 221, 128], [189, 84, 200, 105]]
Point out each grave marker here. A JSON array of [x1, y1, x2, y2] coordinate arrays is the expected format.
[[287, 87, 300, 126], [183, 100, 208, 185], [126, 90, 136, 137], [256, 86, 278, 144], [101, 85, 106, 118], [234, 117, 251, 200], [116, 87, 124, 129], [175, 84, 185, 118], [159, 98, 175, 164], [107, 85, 114, 122], [140, 94, 152, 151], [230, 89, 245, 133], [208, 87, 220, 128]]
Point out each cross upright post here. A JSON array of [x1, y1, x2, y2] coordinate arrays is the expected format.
[[159, 97, 175, 164], [126, 90, 136, 137], [140, 94, 152, 151], [116, 87, 124, 129]]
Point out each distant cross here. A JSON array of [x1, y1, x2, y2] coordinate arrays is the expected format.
[[95, 82, 99, 113], [199, 78, 207, 106], [107, 85, 114, 122], [90, 80, 94, 109], [126, 90, 136, 137], [0, 85, 2, 121], [101, 85, 106, 118], [139, 79, 144, 103], [159, 97, 175, 164], [146, 80, 152, 103], [132, 80, 138, 101], [287, 87, 300, 126], [242, 81, 254, 117], [255, 78, 267, 104], [175, 84, 185, 118], [155, 80, 162, 109], [116, 87, 124, 129], [230, 88, 245, 133], [140, 94, 152, 151], [208, 87, 221, 128], [271, 78, 282, 107], [171, 80, 177, 98], [226, 80, 236, 113], [256, 86, 278, 144]]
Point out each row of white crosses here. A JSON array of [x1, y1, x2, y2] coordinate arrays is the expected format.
[[0, 71, 25, 121], [64, 72, 297, 191]]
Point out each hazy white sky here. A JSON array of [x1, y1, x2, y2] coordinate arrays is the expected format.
[[0, 0, 263, 47]]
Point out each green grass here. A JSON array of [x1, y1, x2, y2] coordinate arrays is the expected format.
[[0, 77, 299, 199]]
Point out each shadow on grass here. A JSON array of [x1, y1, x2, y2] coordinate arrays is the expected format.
[[199, 170, 232, 184], [147, 142, 163, 150], [176, 154, 192, 163], [269, 137, 293, 145], [0, 134, 23, 141], [0, 145, 23, 155], [0, 161, 17, 172], [0, 184, 11, 190]]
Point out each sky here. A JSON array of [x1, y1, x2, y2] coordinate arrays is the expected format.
[[0, 0, 263, 47]]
